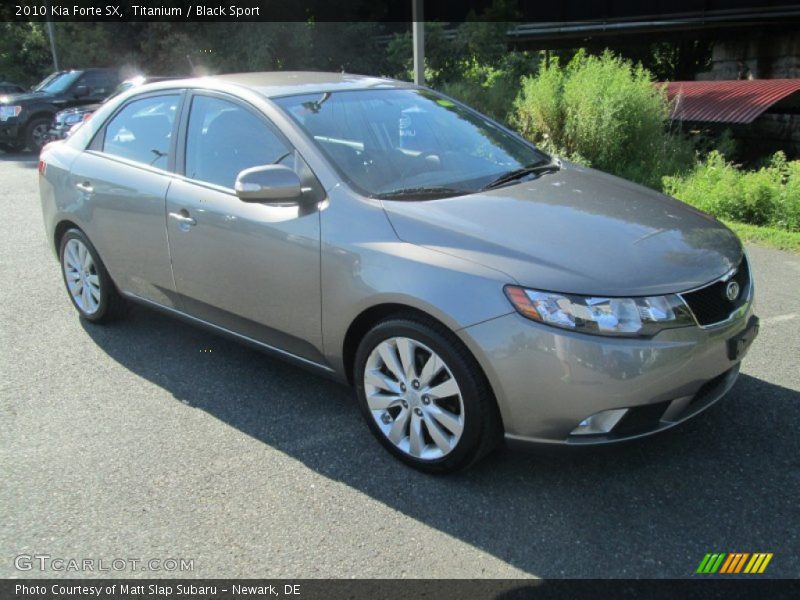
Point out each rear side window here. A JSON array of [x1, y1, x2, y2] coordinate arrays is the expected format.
[[184, 95, 291, 189], [102, 94, 180, 170], [77, 71, 118, 97]]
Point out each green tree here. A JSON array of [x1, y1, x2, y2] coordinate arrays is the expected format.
[[0, 22, 51, 86]]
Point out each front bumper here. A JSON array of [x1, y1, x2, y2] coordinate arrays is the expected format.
[[459, 305, 757, 445], [47, 124, 72, 141]]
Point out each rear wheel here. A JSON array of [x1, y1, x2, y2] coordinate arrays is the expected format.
[[24, 117, 51, 152], [354, 315, 501, 473], [59, 229, 126, 323]]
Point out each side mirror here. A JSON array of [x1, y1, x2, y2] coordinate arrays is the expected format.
[[235, 165, 303, 203], [73, 85, 90, 98]]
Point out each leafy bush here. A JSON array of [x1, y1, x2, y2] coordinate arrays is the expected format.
[[663, 151, 800, 232], [435, 53, 536, 124], [512, 50, 694, 188]]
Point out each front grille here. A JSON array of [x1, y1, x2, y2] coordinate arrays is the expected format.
[[680, 257, 750, 326]]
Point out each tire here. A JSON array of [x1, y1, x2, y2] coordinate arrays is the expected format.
[[24, 117, 51, 153], [59, 228, 127, 323], [0, 141, 24, 153], [354, 314, 501, 473]]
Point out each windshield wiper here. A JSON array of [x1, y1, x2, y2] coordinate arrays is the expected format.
[[376, 186, 465, 200], [481, 159, 561, 191]]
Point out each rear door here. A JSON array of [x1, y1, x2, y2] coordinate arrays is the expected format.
[[68, 91, 183, 306], [165, 91, 324, 362]]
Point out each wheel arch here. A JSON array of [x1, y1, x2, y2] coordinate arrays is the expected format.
[[25, 110, 56, 125], [54, 219, 82, 253], [341, 302, 496, 401]]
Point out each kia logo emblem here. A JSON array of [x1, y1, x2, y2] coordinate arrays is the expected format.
[[725, 281, 740, 302]]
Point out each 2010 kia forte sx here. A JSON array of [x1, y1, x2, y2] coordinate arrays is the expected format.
[[39, 72, 759, 472]]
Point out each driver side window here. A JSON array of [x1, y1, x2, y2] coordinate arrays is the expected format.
[[184, 95, 291, 189]]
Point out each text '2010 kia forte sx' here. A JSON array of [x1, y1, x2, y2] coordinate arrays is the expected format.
[[39, 72, 759, 473]]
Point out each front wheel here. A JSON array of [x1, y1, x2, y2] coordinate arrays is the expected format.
[[59, 229, 126, 323], [354, 315, 501, 473], [25, 117, 51, 152]]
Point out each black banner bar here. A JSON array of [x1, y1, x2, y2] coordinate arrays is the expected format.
[[3, 0, 800, 23], [4, 579, 800, 600]]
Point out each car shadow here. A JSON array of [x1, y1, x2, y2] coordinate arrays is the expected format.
[[0, 149, 38, 166], [80, 304, 800, 577]]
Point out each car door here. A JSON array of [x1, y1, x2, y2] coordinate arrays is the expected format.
[[166, 91, 324, 363], [68, 91, 183, 307]]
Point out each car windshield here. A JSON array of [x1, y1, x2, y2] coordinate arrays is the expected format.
[[35, 71, 81, 94], [273, 88, 547, 198]]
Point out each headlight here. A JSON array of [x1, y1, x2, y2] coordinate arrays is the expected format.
[[504, 285, 695, 337], [0, 105, 22, 121], [62, 112, 83, 124]]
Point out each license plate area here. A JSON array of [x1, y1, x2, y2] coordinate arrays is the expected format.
[[727, 316, 759, 361]]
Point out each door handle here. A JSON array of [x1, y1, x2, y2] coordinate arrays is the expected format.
[[75, 181, 93, 194], [168, 211, 197, 226]]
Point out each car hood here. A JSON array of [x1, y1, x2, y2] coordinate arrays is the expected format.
[[381, 164, 743, 297], [0, 91, 53, 104]]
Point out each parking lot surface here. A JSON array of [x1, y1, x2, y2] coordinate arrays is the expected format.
[[1, 151, 798, 578]]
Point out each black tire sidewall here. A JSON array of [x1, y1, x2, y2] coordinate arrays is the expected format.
[[354, 318, 493, 473], [58, 229, 116, 322], [25, 117, 51, 152], [0, 141, 24, 153]]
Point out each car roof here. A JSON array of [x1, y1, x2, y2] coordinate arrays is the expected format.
[[143, 71, 415, 98]]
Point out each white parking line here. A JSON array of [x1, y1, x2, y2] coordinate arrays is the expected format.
[[760, 313, 798, 325]]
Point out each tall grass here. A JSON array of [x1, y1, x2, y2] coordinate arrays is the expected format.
[[512, 50, 694, 189], [664, 152, 800, 233]]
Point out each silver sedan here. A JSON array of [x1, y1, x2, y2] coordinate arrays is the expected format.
[[39, 72, 759, 472]]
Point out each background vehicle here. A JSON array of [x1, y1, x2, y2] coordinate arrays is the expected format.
[[38, 73, 757, 473], [0, 68, 119, 152], [0, 81, 26, 95], [47, 75, 180, 141]]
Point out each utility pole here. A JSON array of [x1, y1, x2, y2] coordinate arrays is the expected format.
[[45, 0, 59, 71], [412, 0, 424, 85]]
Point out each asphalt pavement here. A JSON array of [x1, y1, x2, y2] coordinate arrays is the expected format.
[[1, 150, 798, 578]]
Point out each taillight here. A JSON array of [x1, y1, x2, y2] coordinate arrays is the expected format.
[[38, 159, 46, 176]]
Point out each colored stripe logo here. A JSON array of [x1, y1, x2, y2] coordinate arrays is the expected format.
[[696, 552, 773, 574]]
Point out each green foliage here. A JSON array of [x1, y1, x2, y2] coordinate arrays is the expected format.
[[1, 22, 389, 86], [0, 22, 52, 86], [512, 50, 694, 188], [436, 53, 538, 124], [663, 151, 800, 232], [386, 22, 464, 86], [438, 77, 517, 124]]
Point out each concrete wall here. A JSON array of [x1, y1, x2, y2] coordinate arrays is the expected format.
[[698, 31, 800, 80]]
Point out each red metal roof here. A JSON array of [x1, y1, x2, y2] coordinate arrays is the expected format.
[[662, 79, 800, 124]]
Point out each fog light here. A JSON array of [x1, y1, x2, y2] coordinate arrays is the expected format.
[[571, 409, 628, 436]]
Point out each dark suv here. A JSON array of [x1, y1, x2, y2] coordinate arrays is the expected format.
[[0, 81, 26, 95], [0, 68, 119, 152]]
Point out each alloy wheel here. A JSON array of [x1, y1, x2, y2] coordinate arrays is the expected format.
[[62, 238, 101, 315], [30, 122, 49, 150], [364, 336, 465, 460]]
